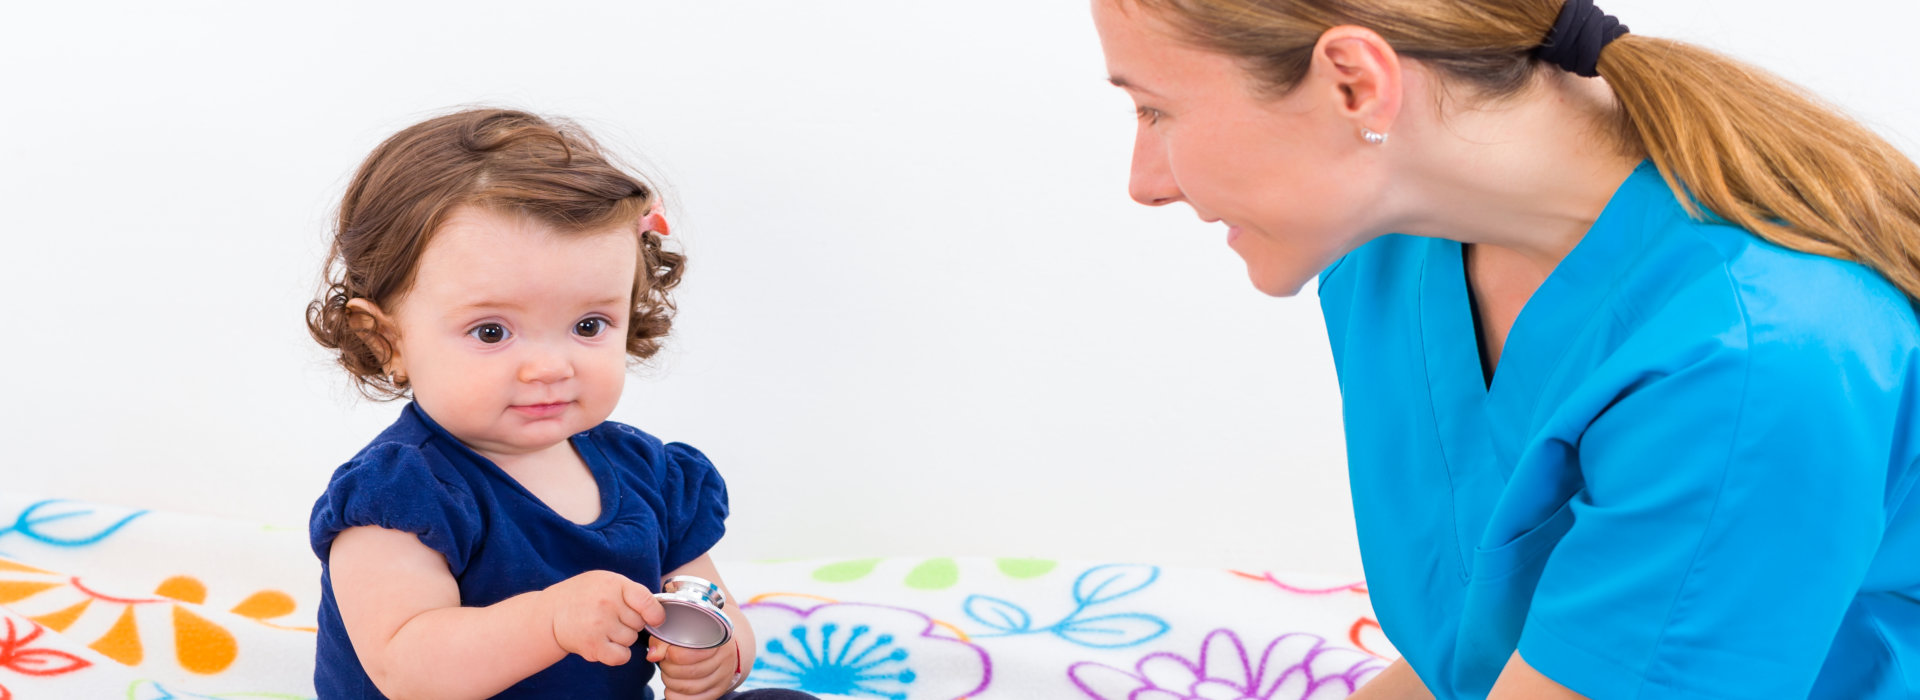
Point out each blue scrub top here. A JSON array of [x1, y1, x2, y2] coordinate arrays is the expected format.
[[1319, 162, 1920, 699]]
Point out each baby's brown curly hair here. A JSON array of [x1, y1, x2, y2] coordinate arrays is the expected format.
[[307, 108, 684, 400]]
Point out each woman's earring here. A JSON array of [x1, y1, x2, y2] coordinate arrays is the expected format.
[[1361, 128, 1389, 146]]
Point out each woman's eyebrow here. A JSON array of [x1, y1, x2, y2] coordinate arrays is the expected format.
[[1107, 75, 1161, 97]]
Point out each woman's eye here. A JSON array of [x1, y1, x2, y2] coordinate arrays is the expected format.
[[1135, 106, 1162, 125], [469, 323, 510, 344], [575, 318, 607, 338]]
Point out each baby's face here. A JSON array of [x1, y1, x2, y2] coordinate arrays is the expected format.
[[385, 206, 638, 462]]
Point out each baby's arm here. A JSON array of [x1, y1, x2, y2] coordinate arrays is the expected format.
[[328, 524, 665, 700], [645, 553, 757, 700]]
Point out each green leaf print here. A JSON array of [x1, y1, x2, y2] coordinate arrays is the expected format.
[[904, 557, 960, 590], [994, 558, 1057, 579], [810, 558, 883, 583]]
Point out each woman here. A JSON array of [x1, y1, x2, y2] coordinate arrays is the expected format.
[[1092, 0, 1920, 698]]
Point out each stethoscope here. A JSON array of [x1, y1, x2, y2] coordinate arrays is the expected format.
[[644, 575, 733, 650]]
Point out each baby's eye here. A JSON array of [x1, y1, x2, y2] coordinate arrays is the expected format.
[[575, 318, 608, 338], [469, 323, 511, 344]]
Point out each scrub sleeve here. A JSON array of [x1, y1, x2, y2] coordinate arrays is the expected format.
[[1520, 309, 1892, 697]]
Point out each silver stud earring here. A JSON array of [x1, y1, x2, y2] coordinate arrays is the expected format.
[[1361, 128, 1389, 145]]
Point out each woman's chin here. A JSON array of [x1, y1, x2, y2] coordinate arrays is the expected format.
[[1247, 266, 1309, 298]]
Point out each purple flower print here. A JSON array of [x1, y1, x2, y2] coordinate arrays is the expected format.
[[1070, 629, 1387, 700], [741, 600, 992, 700]]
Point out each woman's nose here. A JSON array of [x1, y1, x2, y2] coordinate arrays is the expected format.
[[1128, 126, 1182, 207]]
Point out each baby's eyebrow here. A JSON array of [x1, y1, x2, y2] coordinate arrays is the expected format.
[[447, 297, 628, 318], [450, 300, 523, 315]]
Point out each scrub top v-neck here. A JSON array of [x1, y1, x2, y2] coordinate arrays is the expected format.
[[1318, 162, 1920, 699]]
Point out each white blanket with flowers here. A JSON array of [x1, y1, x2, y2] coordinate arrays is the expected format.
[[0, 493, 1396, 699]]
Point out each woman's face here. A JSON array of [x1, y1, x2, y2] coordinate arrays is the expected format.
[[1092, 0, 1385, 296]]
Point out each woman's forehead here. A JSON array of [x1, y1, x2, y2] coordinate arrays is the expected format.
[[1095, 1, 1246, 100]]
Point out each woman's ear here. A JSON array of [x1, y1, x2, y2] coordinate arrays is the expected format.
[[344, 298, 404, 378], [1308, 25, 1404, 138]]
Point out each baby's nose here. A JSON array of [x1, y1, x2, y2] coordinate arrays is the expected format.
[[517, 344, 576, 383]]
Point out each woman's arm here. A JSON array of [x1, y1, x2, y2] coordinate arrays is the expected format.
[[1347, 657, 1435, 700], [328, 525, 663, 700], [1489, 653, 1587, 699], [646, 553, 757, 700]]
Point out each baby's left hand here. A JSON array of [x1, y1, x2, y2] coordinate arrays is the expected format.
[[648, 637, 739, 700]]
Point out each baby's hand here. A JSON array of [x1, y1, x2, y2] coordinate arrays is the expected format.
[[541, 570, 663, 666], [648, 637, 738, 700]]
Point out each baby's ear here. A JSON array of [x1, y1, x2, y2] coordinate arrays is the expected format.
[[344, 298, 401, 369], [343, 298, 389, 334]]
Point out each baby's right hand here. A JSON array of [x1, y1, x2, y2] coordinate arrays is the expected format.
[[542, 570, 664, 666]]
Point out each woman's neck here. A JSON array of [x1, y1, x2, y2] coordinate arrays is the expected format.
[[1382, 68, 1646, 278]]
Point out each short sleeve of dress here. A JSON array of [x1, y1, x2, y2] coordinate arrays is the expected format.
[[1517, 316, 1895, 698], [309, 442, 484, 576], [658, 442, 730, 573]]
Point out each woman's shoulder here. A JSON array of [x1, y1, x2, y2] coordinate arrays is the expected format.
[[1316, 234, 1431, 329], [1638, 210, 1920, 358], [1319, 234, 1428, 290]]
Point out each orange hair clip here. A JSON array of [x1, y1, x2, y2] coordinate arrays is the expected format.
[[641, 209, 671, 237]]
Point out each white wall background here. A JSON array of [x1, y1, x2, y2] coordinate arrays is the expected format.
[[3, 1, 1915, 578]]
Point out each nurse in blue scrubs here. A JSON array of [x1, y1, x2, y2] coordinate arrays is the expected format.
[[1094, 1, 1920, 698]]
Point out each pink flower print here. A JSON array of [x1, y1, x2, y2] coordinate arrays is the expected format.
[[1070, 629, 1386, 700]]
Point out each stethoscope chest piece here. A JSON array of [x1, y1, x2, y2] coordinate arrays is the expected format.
[[645, 575, 733, 649]]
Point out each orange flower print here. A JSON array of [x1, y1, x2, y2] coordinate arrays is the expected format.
[[0, 558, 309, 676]]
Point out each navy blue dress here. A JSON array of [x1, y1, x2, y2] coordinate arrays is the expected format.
[[310, 403, 729, 698]]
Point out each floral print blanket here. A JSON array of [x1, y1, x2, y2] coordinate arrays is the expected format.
[[0, 494, 1397, 699]]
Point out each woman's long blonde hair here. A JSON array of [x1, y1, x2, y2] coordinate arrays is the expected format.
[[1130, 0, 1920, 299]]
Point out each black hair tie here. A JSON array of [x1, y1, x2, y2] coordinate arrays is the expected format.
[[1535, 0, 1628, 78]]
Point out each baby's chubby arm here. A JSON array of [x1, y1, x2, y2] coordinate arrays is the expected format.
[[328, 524, 665, 700], [645, 553, 758, 700]]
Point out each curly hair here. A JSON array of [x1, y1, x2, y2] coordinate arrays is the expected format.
[[306, 108, 685, 400]]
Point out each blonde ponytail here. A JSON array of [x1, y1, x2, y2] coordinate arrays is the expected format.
[[1597, 35, 1920, 298]]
